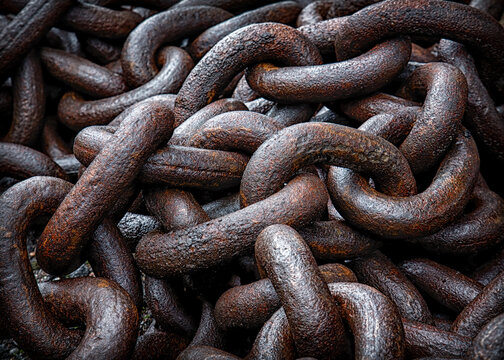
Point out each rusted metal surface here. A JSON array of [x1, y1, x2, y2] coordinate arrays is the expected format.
[[214, 263, 356, 331], [472, 247, 504, 286], [329, 129, 480, 238], [451, 271, 504, 338], [178, 345, 241, 360], [144, 186, 209, 232], [38, 277, 139, 360], [400, 258, 484, 312], [144, 276, 198, 336], [38, 98, 174, 275], [87, 218, 143, 308], [131, 327, 189, 360], [327, 282, 405, 359], [121, 6, 232, 88], [136, 173, 328, 277], [402, 318, 472, 358], [240, 122, 416, 207], [171, 98, 248, 146], [84, 36, 121, 64], [299, 0, 504, 71], [0, 0, 73, 81], [174, 22, 323, 124], [394, 62, 468, 174], [59, 3, 143, 39], [45, 27, 82, 57], [41, 47, 128, 98], [57, 47, 190, 128], [186, 111, 283, 154], [0, 142, 68, 180], [298, 220, 379, 261], [407, 182, 504, 255], [296, 0, 383, 26], [40, 117, 72, 158], [0, 177, 82, 359], [2, 50, 45, 146], [189, 300, 225, 348], [73, 125, 249, 190], [255, 224, 346, 358], [188, 2, 302, 60], [1, 1, 504, 357], [246, 37, 411, 103], [351, 250, 433, 324], [465, 313, 504, 360]]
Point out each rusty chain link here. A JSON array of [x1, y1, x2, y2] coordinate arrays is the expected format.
[[1, 0, 504, 359]]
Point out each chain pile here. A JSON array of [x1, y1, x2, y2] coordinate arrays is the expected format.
[[1, 0, 504, 359]]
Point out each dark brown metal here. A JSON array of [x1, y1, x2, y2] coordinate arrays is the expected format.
[[178, 346, 241, 360], [327, 282, 405, 360], [57, 47, 190, 129], [59, 2, 143, 39], [410, 43, 438, 63], [402, 318, 471, 358], [174, 22, 323, 125], [188, 2, 302, 60], [144, 187, 209, 232], [340, 92, 419, 123], [41, 47, 128, 98], [399, 258, 484, 312], [41, 116, 72, 158], [246, 37, 411, 103], [39, 277, 139, 360], [2, 50, 45, 146], [451, 270, 504, 338], [296, 0, 383, 26], [186, 111, 283, 154], [172, 0, 276, 12], [407, 182, 504, 255], [240, 122, 416, 208], [38, 98, 174, 275], [189, 300, 225, 348], [248, 281, 406, 359], [472, 247, 504, 286], [328, 129, 480, 238], [87, 218, 143, 309], [73, 125, 249, 191], [121, 6, 233, 88], [232, 74, 258, 102], [131, 326, 189, 360], [202, 193, 241, 219], [0, 142, 68, 180], [214, 263, 356, 331], [144, 276, 198, 337], [351, 250, 433, 324], [0, 176, 82, 359], [45, 27, 82, 56], [465, 313, 504, 360], [247, 307, 296, 360], [438, 38, 504, 167], [84, 36, 121, 64], [1, 1, 503, 356], [297, 220, 379, 261], [1, 0, 144, 39], [299, 0, 504, 78], [171, 98, 248, 146], [0, 0, 73, 82], [135, 173, 328, 278], [394, 62, 468, 174], [255, 224, 346, 358]]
